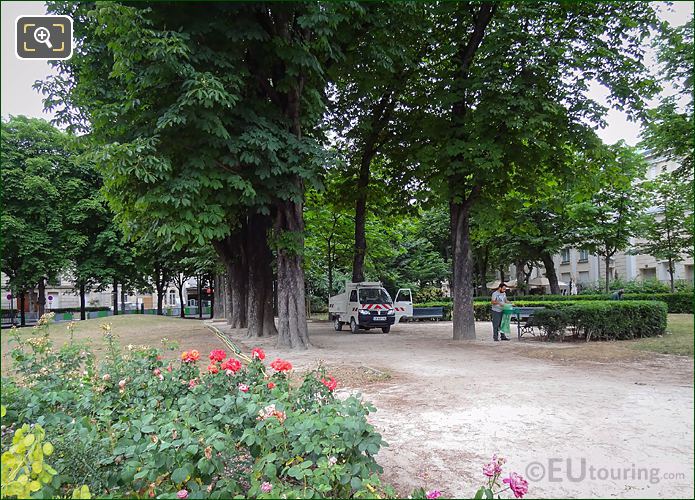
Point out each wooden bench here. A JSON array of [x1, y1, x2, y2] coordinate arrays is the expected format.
[[412, 307, 444, 321]]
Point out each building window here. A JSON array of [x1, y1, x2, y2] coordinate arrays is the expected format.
[[578, 250, 589, 262], [578, 271, 590, 283], [561, 249, 570, 264], [168, 290, 177, 305]]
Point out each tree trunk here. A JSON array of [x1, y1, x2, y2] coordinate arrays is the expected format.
[[213, 273, 225, 319], [19, 293, 26, 327], [451, 202, 476, 340], [198, 276, 203, 320], [668, 258, 675, 293], [209, 276, 215, 319], [327, 237, 334, 298], [156, 283, 164, 315], [37, 278, 46, 317], [352, 155, 371, 283], [246, 213, 277, 338], [112, 280, 119, 316], [605, 254, 611, 293], [178, 283, 186, 318], [515, 260, 527, 296], [79, 282, 86, 321], [275, 200, 310, 349], [228, 262, 248, 328], [541, 253, 560, 295], [214, 232, 249, 330]]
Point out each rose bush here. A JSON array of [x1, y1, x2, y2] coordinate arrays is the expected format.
[[2, 315, 528, 499], [1, 319, 393, 498]]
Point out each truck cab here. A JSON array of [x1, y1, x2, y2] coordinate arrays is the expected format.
[[329, 282, 413, 334]]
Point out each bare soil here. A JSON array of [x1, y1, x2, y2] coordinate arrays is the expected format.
[[219, 319, 694, 499]]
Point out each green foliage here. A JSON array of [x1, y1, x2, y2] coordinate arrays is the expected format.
[[532, 301, 668, 341], [575, 143, 649, 291], [1, 422, 58, 498], [413, 288, 446, 304], [3, 319, 396, 498], [38, 2, 357, 250], [460, 293, 693, 316], [632, 172, 694, 291], [1, 117, 74, 295], [640, 18, 693, 182]]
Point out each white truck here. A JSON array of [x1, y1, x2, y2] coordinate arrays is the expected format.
[[328, 281, 413, 334]]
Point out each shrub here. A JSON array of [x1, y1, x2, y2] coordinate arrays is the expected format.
[[1, 321, 398, 499], [532, 301, 667, 341], [578, 278, 671, 294], [413, 287, 446, 303], [468, 293, 692, 313]]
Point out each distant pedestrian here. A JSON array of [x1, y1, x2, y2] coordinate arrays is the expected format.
[[611, 288, 625, 300], [491, 283, 511, 341]]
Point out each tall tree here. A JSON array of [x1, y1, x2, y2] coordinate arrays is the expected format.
[[641, 18, 693, 183], [633, 172, 694, 292], [326, 3, 430, 283], [423, 2, 659, 339], [38, 2, 356, 347], [1, 116, 72, 324], [578, 143, 648, 292]]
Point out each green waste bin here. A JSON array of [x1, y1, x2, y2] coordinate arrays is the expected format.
[[500, 304, 513, 336]]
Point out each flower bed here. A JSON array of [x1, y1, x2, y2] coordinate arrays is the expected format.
[[1, 320, 393, 498], [1, 316, 530, 499]]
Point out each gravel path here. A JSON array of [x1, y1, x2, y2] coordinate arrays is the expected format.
[[219, 320, 694, 499]]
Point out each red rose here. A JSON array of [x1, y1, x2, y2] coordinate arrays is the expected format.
[[270, 358, 292, 372], [221, 358, 241, 373], [321, 376, 338, 391], [251, 348, 265, 360], [267, 382, 276, 389], [209, 349, 226, 362], [207, 363, 219, 374]]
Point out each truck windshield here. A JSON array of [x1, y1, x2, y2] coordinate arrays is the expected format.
[[358, 288, 392, 304]]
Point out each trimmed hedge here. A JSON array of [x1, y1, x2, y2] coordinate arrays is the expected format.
[[441, 292, 693, 313], [532, 301, 667, 341]]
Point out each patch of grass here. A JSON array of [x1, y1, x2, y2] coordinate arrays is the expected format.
[[631, 314, 694, 357], [1, 315, 224, 373]]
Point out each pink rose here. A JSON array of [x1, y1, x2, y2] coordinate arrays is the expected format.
[[238, 383, 249, 393], [426, 490, 441, 499], [261, 482, 272, 493], [177, 490, 188, 499], [503, 472, 528, 499]]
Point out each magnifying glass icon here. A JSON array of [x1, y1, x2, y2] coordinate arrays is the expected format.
[[33, 27, 53, 49]]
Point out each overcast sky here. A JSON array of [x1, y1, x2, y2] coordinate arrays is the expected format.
[[2, 1, 693, 145]]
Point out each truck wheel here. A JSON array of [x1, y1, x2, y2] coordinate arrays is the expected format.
[[334, 318, 343, 331], [381, 326, 391, 334], [350, 318, 358, 334]]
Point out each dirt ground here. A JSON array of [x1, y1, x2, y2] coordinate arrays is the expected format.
[[217, 319, 694, 499], [2, 316, 693, 498]]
